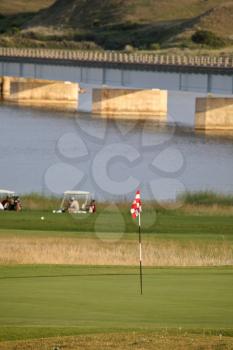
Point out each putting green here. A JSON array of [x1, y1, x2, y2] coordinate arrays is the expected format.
[[0, 265, 233, 341]]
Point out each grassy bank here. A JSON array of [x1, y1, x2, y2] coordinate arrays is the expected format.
[[1, 333, 233, 350], [0, 191, 233, 266], [0, 192, 233, 266]]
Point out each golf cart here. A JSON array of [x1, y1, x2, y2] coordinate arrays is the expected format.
[[0, 189, 22, 211], [54, 191, 92, 214]]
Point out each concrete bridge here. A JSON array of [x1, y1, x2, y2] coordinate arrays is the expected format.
[[0, 47, 233, 94]]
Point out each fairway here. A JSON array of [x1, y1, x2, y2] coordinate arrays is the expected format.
[[0, 265, 233, 342], [1, 209, 233, 236]]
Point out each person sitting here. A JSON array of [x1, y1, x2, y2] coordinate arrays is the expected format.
[[14, 197, 22, 212], [2, 196, 9, 210], [8, 198, 15, 211], [89, 200, 96, 213], [68, 197, 80, 214]]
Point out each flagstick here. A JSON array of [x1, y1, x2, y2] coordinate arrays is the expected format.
[[138, 212, 143, 295]]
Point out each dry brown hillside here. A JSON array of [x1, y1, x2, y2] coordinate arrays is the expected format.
[[0, 0, 55, 15], [0, 0, 233, 51], [27, 0, 229, 28], [194, 3, 233, 38]]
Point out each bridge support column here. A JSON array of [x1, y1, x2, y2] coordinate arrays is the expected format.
[[195, 97, 233, 129], [93, 88, 168, 119], [0, 76, 79, 111]]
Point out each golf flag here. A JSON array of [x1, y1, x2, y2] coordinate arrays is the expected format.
[[130, 190, 143, 294], [130, 190, 142, 219]]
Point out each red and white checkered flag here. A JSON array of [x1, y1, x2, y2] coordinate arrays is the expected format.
[[130, 190, 142, 219]]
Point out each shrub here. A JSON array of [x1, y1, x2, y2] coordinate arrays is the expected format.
[[149, 43, 160, 50], [191, 30, 225, 48]]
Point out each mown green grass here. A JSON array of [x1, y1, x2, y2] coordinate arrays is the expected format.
[[0, 265, 232, 341], [0, 209, 233, 237]]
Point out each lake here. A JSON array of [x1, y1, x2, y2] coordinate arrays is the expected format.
[[1, 97, 233, 202]]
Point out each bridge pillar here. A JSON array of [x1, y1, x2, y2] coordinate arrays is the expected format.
[[0, 76, 79, 111], [93, 88, 168, 119], [195, 96, 233, 129]]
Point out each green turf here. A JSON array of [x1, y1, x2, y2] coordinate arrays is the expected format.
[[0, 265, 233, 341], [0, 210, 233, 237]]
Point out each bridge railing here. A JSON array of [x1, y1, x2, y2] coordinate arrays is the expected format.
[[0, 47, 233, 68]]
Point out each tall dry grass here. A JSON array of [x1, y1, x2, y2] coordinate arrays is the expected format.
[[1, 333, 233, 350], [0, 237, 232, 266]]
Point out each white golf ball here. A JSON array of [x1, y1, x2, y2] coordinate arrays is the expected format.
[[41, 216, 44, 220]]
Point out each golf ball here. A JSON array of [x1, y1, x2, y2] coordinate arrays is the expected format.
[[41, 216, 44, 220]]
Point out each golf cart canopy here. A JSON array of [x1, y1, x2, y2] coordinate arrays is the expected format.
[[0, 189, 15, 196], [63, 191, 90, 196]]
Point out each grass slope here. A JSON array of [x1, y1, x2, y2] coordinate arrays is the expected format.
[[0, 0, 233, 51], [0, 265, 233, 342], [27, 0, 223, 28], [1, 333, 233, 350], [0, 0, 55, 15]]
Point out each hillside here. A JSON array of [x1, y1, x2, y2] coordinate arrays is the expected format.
[[194, 3, 233, 38], [0, 0, 233, 52], [0, 0, 55, 15], [27, 0, 224, 27]]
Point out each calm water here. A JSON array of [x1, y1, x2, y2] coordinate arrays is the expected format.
[[1, 103, 233, 201]]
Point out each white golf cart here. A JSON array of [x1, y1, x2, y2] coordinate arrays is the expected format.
[[54, 190, 92, 214], [0, 189, 15, 197]]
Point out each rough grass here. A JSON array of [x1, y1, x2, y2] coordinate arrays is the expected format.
[[0, 236, 232, 266], [19, 191, 233, 211], [21, 193, 60, 210], [181, 191, 233, 207], [1, 333, 233, 350]]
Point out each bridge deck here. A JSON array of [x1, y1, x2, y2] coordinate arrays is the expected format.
[[0, 48, 233, 75]]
